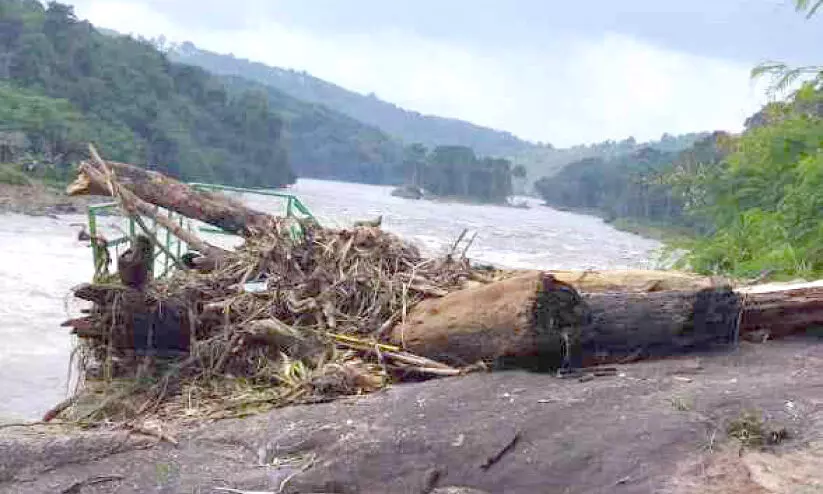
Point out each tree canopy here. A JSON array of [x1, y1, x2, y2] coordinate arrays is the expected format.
[[402, 144, 516, 203]]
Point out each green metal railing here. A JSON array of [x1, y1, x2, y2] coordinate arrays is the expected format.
[[87, 184, 316, 281]]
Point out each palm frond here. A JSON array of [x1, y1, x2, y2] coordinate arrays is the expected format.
[[795, 0, 823, 18], [751, 61, 823, 97], [751, 61, 788, 80]]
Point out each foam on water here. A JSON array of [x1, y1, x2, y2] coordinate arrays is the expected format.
[[0, 178, 661, 420]]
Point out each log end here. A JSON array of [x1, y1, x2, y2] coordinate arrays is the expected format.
[[66, 163, 110, 197], [66, 172, 91, 196]]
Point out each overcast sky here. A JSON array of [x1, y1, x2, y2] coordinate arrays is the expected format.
[[66, 0, 823, 147]]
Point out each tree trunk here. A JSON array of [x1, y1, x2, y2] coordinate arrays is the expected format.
[[580, 289, 741, 365], [393, 274, 744, 370], [739, 283, 823, 339], [66, 159, 279, 236], [391, 272, 593, 371]]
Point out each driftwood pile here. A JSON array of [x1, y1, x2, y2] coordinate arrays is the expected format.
[[63, 222, 483, 422], [53, 146, 823, 426]]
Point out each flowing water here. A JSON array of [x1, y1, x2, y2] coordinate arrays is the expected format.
[[0, 179, 661, 421]]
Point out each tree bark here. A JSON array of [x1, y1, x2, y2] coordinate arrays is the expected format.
[[391, 272, 592, 371], [66, 159, 278, 236], [393, 274, 746, 370], [739, 283, 823, 339], [580, 289, 741, 365]]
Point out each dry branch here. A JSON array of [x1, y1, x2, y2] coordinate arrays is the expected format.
[[68, 146, 280, 236]]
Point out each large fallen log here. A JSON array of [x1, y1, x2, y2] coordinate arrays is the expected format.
[[66, 154, 280, 236], [392, 272, 743, 369], [738, 281, 823, 339]]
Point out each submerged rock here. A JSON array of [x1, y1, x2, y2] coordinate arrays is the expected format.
[[391, 184, 424, 200]]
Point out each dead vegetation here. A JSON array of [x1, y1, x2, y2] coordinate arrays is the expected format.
[[61, 219, 487, 425], [726, 410, 789, 449]]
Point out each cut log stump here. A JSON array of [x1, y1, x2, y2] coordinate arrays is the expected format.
[[391, 272, 591, 371]]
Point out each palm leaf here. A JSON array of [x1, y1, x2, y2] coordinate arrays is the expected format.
[[796, 0, 823, 18], [752, 61, 823, 97]]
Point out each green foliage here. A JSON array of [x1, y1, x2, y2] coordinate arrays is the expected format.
[[221, 75, 405, 185], [688, 0, 823, 279], [675, 88, 823, 278], [0, 0, 294, 187], [534, 146, 695, 228], [693, 2, 823, 279], [0, 162, 29, 185]]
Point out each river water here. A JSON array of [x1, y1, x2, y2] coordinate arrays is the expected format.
[[0, 179, 661, 421]]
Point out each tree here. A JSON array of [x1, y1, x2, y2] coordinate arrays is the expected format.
[[403, 143, 427, 186]]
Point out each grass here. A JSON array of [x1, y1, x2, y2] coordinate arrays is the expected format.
[[0, 162, 75, 189], [726, 410, 789, 449], [0, 163, 32, 186]]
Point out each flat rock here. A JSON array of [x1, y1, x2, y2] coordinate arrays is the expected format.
[[3, 340, 823, 493]]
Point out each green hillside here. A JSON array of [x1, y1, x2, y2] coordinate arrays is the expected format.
[[0, 0, 294, 187], [169, 42, 533, 159]]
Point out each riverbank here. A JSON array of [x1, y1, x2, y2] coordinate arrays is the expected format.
[[0, 182, 102, 217], [607, 218, 697, 244], [3, 339, 822, 493], [537, 201, 697, 244]]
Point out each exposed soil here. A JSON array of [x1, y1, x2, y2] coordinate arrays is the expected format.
[[3, 339, 823, 493], [0, 183, 103, 217]]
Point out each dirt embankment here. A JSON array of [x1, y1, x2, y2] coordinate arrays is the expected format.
[[2, 339, 823, 493], [0, 183, 102, 216]]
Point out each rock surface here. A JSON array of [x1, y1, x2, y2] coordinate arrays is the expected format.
[[3, 340, 823, 493], [390, 185, 424, 200]]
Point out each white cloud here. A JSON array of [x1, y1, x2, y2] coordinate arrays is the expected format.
[[70, 0, 769, 146]]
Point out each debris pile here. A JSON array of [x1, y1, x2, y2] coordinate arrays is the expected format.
[[61, 217, 484, 422]]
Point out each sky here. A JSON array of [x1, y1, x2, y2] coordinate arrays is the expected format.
[[66, 0, 823, 147]]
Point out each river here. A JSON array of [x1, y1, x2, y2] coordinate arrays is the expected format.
[[0, 178, 661, 422]]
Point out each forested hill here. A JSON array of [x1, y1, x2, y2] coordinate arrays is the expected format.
[[168, 42, 710, 188], [221, 75, 406, 185], [533, 132, 725, 232], [0, 0, 296, 187], [167, 42, 534, 158]]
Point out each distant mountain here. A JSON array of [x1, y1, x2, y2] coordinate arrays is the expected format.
[[167, 42, 710, 190], [168, 42, 535, 158]]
